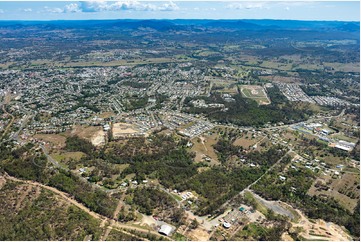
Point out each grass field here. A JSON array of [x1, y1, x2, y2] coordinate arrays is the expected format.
[[190, 133, 219, 165], [52, 151, 85, 163], [307, 173, 359, 212], [330, 134, 358, 143], [240, 85, 271, 105], [233, 134, 261, 149]]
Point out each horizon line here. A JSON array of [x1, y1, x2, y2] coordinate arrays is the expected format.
[[0, 18, 360, 22]]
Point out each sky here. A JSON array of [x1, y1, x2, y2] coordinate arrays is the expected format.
[[0, 1, 359, 21]]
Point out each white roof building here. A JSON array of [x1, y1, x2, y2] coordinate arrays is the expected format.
[[158, 224, 172, 236], [223, 222, 231, 228]]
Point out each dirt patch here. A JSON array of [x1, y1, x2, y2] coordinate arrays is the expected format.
[[291, 209, 352, 241], [98, 112, 115, 119], [140, 215, 157, 227], [0, 176, 6, 190], [70, 125, 103, 141], [186, 227, 210, 241], [233, 138, 256, 148], [91, 129, 106, 147], [112, 122, 143, 139], [281, 233, 294, 241], [34, 134, 66, 148]]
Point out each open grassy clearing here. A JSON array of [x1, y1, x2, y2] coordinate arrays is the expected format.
[[210, 78, 238, 88], [307, 173, 359, 213], [0, 62, 15, 69], [260, 75, 299, 84], [51, 151, 85, 163], [323, 62, 360, 73], [33, 133, 67, 148], [259, 60, 294, 71], [190, 133, 219, 165], [233, 136, 260, 149], [330, 133, 358, 143], [68, 125, 103, 140], [98, 112, 115, 119], [244, 191, 269, 216]]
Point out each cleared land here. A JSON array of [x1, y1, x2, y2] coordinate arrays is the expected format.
[[307, 173, 359, 212], [288, 208, 352, 241], [112, 122, 143, 139], [52, 151, 85, 163], [191, 133, 219, 165], [68, 125, 105, 146], [33, 134, 67, 148]]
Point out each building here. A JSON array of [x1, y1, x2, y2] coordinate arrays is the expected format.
[[335, 140, 356, 152], [158, 224, 173, 236], [223, 222, 231, 229]]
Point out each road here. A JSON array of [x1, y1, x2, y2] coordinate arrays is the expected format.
[[215, 149, 292, 215], [244, 189, 295, 219], [263, 108, 345, 131], [100, 193, 126, 241], [241, 149, 293, 194], [39, 144, 67, 171]]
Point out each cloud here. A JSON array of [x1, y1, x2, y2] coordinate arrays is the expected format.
[[64, 3, 81, 13], [0, 9, 4, 14], [159, 1, 179, 11], [78, 1, 179, 12], [227, 2, 266, 10], [277, 1, 313, 7], [22, 8, 33, 12], [44, 6, 63, 13], [285, 7, 290, 11]]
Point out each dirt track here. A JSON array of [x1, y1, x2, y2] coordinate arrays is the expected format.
[[2, 174, 168, 240]]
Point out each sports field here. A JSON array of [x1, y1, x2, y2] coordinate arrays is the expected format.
[[240, 85, 271, 105]]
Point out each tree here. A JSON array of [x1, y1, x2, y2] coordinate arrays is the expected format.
[[190, 218, 199, 230]]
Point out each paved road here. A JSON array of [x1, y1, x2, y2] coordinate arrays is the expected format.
[[245, 189, 295, 219], [39, 144, 67, 171]]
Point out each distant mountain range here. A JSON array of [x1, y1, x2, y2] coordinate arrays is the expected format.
[[0, 19, 359, 32]]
